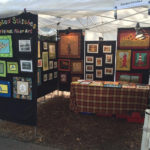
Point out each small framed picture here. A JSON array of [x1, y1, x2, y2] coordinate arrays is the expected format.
[[86, 74, 93, 80], [42, 52, 49, 71], [19, 40, 31, 52], [96, 69, 103, 78], [49, 43, 56, 59], [43, 42, 48, 50], [58, 59, 70, 71], [60, 73, 67, 83], [49, 73, 53, 80], [71, 60, 83, 74], [0, 80, 11, 97], [54, 61, 57, 69], [103, 45, 112, 53], [37, 59, 42, 67], [54, 72, 57, 78], [86, 65, 94, 72], [43, 74, 48, 82], [86, 56, 94, 63], [49, 61, 53, 70], [7, 62, 18, 74], [105, 67, 113, 75], [105, 54, 113, 64], [20, 60, 33, 72], [0, 60, 6, 77], [96, 58, 102, 66], [87, 44, 98, 53]]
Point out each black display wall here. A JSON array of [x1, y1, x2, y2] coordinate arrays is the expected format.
[[58, 30, 84, 91], [0, 12, 38, 125], [116, 28, 150, 84], [37, 37, 58, 97], [85, 41, 116, 81]]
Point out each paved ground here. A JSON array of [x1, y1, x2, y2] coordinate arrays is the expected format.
[[0, 136, 60, 150]]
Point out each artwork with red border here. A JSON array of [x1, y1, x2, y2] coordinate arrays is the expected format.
[[58, 59, 70, 71], [116, 72, 142, 83], [117, 28, 150, 49], [132, 51, 150, 69]]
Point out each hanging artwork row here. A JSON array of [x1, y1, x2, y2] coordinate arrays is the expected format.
[[85, 41, 116, 81]]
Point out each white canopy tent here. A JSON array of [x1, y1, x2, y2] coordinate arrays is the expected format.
[[0, 0, 150, 40]]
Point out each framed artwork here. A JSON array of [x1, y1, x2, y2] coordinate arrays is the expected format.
[[105, 67, 113, 75], [86, 56, 94, 63], [71, 75, 82, 82], [87, 44, 98, 53], [37, 59, 42, 67], [43, 74, 48, 82], [86, 65, 94, 72], [58, 32, 81, 58], [54, 61, 57, 69], [38, 41, 41, 58], [0, 60, 6, 77], [86, 74, 93, 80], [116, 72, 142, 83], [60, 73, 67, 83], [132, 51, 150, 69], [105, 54, 113, 64], [0, 35, 13, 57], [58, 59, 70, 71], [49, 73, 53, 80], [117, 28, 150, 49], [96, 69, 103, 78], [0, 80, 11, 97], [54, 72, 57, 78], [13, 77, 32, 100], [42, 52, 49, 71], [49, 61, 53, 70], [43, 42, 48, 50], [116, 50, 131, 71], [19, 40, 31, 52], [49, 43, 56, 59], [7, 62, 18, 74], [37, 68, 41, 86], [20, 60, 33, 72], [96, 58, 102, 66], [103, 45, 112, 53], [71, 60, 83, 74]]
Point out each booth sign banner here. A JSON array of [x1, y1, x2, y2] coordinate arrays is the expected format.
[[114, 0, 149, 9]]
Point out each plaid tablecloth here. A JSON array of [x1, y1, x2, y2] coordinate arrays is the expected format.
[[70, 83, 149, 114]]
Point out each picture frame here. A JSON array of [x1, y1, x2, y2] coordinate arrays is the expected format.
[[86, 74, 93, 80], [37, 59, 42, 67], [42, 52, 49, 71], [38, 41, 41, 58], [87, 44, 98, 53], [86, 65, 94, 72], [58, 59, 70, 71], [49, 43, 56, 59], [116, 50, 131, 71], [54, 72, 57, 78], [7, 62, 18, 74], [132, 51, 150, 69], [43, 74, 48, 82], [60, 72, 67, 83], [37, 68, 42, 86], [86, 56, 94, 63], [54, 61, 57, 69], [104, 67, 113, 75], [117, 28, 150, 49], [0, 35, 13, 57], [105, 54, 113, 64], [103, 45, 112, 53], [58, 32, 81, 58], [20, 60, 33, 72], [116, 72, 142, 83], [19, 40, 31, 52], [0, 60, 6, 77], [49, 61, 53, 70], [43, 42, 48, 50], [96, 58, 102, 66], [49, 73, 53, 80], [71, 60, 83, 74], [96, 69, 103, 78], [13, 77, 32, 100], [0, 80, 11, 98], [71, 75, 82, 82]]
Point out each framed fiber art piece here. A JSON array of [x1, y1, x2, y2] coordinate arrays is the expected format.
[[87, 44, 98, 53], [86, 65, 94, 72], [42, 52, 49, 71], [49, 73, 53, 80], [71, 60, 83, 74], [96, 57, 102, 66], [105, 54, 113, 64], [0, 60, 6, 77], [54, 72, 58, 78], [37, 59, 42, 67], [96, 69, 103, 78], [116, 72, 142, 83], [49, 61, 53, 70], [117, 28, 150, 49], [103, 45, 112, 53], [58, 32, 81, 58], [132, 51, 150, 69], [19, 40, 31, 52], [20, 60, 33, 72], [7, 62, 18, 74], [0, 80, 11, 98], [0, 35, 13, 57], [58, 59, 70, 71], [43, 74, 48, 82], [86, 56, 94, 63], [60, 72, 68, 83], [49, 43, 56, 59], [105, 68, 113, 75], [86, 74, 93, 80], [116, 50, 131, 71], [43, 42, 48, 50], [13, 77, 32, 100], [54, 61, 57, 69]]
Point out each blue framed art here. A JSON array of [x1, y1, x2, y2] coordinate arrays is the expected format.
[[0, 80, 11, 98]]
